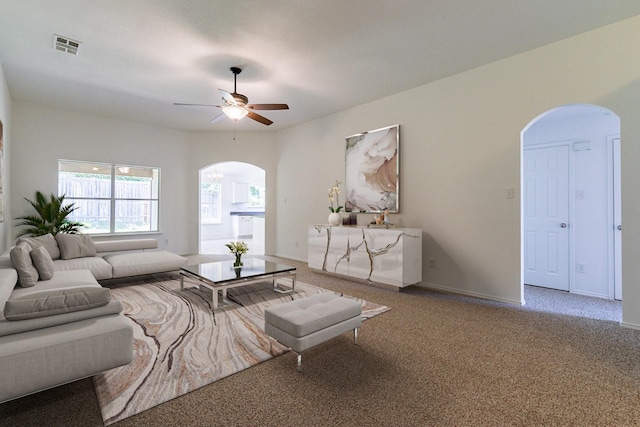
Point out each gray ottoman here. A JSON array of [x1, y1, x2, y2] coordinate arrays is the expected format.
[[264, 293, 362, 368]]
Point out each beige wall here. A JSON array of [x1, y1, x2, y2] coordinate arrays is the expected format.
[[0, 62, 10, 250], [186, 131, 278, 255], [10, 102, 191, 254], [275, 16, 640, 326]]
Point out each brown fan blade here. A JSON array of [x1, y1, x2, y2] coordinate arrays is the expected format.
[[210, 113, 226, 123], [174, 103, 221, 107], [247, 111, 273, 126], [246, 103, 289, 110], [218, 89, 237, 105]]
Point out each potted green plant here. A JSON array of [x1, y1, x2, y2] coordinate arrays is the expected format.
[[15, 191, 84, 237]]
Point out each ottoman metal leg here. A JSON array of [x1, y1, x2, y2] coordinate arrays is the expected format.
[[354, 327, 358, 344], [296, 352, 302, 371]]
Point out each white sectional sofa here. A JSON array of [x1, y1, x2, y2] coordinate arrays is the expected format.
[[0, 234, 188, 403], [15, 233, 188, 281]]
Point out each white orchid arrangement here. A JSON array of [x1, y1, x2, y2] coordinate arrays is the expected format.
[[328, 180, 344, 213], [225, 241, 249, 255]]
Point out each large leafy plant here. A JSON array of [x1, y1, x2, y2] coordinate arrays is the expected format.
[[15, 191, 84, 237]]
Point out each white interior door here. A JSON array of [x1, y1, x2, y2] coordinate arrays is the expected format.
[[524, 145, 570, 290]]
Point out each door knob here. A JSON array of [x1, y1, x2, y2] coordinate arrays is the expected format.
[[617, 225, 622, 231], [560, 223, 567, 228]]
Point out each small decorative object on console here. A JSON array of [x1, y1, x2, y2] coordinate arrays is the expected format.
[[327, 179, 343, 226], [225, 241, 249, 267]]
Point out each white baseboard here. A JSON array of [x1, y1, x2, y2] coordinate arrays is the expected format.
[[415, 282, 524, 306], [620, 321, 640, 330], [271, 252, 307, 263]]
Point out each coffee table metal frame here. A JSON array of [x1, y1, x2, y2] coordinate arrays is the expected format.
[[180, 261, 296, 311]]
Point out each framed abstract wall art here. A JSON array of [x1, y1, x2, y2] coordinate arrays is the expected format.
[[344, 124, 399, 213]]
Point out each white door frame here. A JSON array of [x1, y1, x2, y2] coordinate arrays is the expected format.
[[607, 135, 622, 300]]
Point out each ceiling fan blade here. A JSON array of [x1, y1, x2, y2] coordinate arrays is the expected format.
[[174, 102, 220, 107], [246, 103, 289, 111], [210, 113, 226, 123], [218, 89, 237, 105], [247, 111, 273, 126]]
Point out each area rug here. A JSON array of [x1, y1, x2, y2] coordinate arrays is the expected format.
[[92, 274, 390, 425]]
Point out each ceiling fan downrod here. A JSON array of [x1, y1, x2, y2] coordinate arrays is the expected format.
[[230, 67, 242, 94]]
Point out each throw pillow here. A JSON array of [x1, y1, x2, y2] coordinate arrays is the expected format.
[[4, 287, 111, 321], [9, 241, 39, 287], [17, 233, 61, 260], [55, 234, 97, 260], [30, 245, 55, 281]]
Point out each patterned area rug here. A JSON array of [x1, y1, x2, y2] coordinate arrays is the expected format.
[[92, 273, 390, 425]]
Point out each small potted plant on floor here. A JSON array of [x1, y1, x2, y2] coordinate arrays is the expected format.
[[15, 191, 84, 237]]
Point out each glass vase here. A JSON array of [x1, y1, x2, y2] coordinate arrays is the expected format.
[[234, 253, 243, 268]]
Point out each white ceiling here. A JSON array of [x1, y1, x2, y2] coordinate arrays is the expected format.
[[1, 1, 639, 132]]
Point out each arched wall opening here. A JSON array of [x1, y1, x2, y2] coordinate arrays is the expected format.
[[199, 161, 266, 255], [520, 104, 621, 319]]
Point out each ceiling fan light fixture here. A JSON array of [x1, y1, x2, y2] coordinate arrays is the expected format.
[[222, 105, 249, 121]]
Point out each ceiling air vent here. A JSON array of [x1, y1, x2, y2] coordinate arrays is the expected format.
[[53, 34, 81, 55]]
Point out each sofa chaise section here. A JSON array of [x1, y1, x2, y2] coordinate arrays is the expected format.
[[0, 312, 132, 403], [0, 268, 133, 403]]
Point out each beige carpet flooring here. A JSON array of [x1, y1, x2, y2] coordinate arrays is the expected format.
[[1, 255, 639, 426], [93, 275, 388, 425]]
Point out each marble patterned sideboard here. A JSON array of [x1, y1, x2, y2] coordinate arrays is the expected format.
[[308, 225, 422, 289]]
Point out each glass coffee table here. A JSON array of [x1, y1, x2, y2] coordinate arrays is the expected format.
[[180, 258, 296, 310]]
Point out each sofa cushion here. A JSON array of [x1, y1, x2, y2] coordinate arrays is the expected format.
[[17, 234, 61, 260], [0, 270, 118, 335], [55, 234, 97, 260], [264, 293, 362, 337], [53, 257, 113, 281], [30, 246, 55, 281], [11, 269, 100, 297], [0, 252, 12, 269], [4, 286, 112, 321], [94, 238, 158, 253], [104, 250, 187, 279], [0, 300, 123, 337], [0, 269, 18, 322], [10, 242, 39, 288]]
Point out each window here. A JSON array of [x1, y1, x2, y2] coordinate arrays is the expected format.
[[200, 182, 222, 224], [58, 160, 160, 234], [248, 185, 265, 207]]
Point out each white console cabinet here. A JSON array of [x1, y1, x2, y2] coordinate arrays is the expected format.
[[308, 225, 422, 288]]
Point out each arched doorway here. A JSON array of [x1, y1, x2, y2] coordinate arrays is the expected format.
[[199, 161, 266, 255], [520, 104, 621, 318]]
